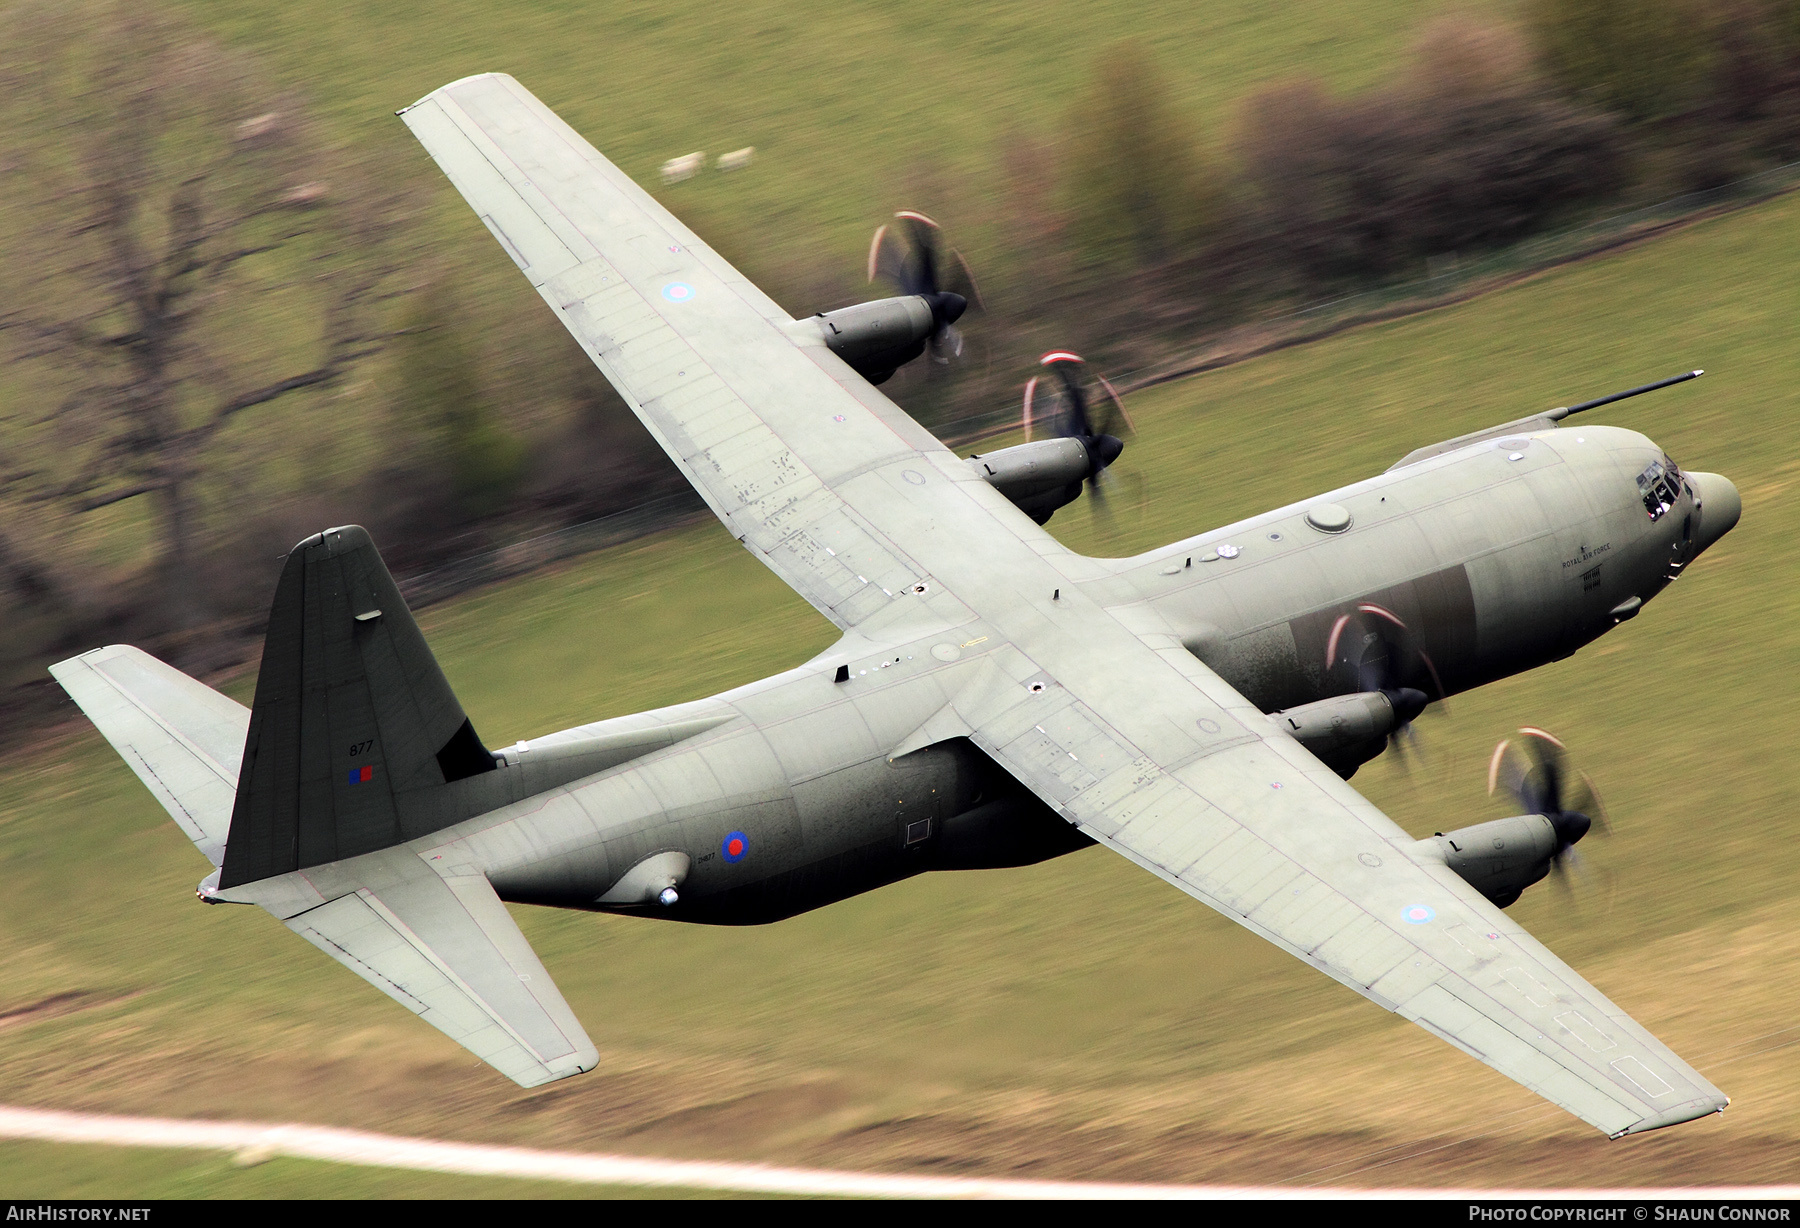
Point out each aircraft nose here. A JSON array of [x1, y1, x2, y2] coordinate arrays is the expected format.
[[1688, 472, 1741, 557]]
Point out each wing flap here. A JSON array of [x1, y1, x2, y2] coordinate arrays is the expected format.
[[49, 646, 246, 866], [279, 861, 597, 1088]]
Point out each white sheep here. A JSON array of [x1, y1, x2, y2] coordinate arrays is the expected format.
[[660, 152, 705, 184]]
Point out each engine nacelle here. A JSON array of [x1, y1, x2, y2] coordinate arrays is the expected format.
[[1271, 689, 1425, 779], [966, 437, 1094, 524], [1419, 815, 1560, 908], [808, 296, 936, 384]]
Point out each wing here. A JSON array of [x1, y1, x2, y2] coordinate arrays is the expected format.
[[50, 645, 247, 867], [927, 643, 1727, 1138], [401, 73, 972, 632]]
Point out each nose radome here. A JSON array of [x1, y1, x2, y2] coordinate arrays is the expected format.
[[1688, 472, 1742, 557]]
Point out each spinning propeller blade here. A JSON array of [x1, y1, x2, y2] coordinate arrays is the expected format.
[[1488, 728, 1610, 890], [1323, 602, 1443, 767], [867, 210, 979, 365]]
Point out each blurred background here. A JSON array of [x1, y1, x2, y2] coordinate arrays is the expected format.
[[4, 1, 1800, 1195], [3, 0, 1797, 737]]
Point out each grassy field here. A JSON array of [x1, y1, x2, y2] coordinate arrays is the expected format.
[[175, 0, 1477, 293], [2, 173, 1797, 1197], [1, 1141, 724, 1199]]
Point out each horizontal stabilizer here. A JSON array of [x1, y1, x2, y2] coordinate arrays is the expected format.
[[49, 646, 248, 867], [269, 855, 598, 1088]]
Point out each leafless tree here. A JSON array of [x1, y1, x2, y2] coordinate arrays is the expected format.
[[0, 3, 412, 629]]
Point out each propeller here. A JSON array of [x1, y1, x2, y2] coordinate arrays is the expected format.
[[867, 210, 982, 364], [1487, 727, 1612, 890], [1022, 351, 1135, 516], [1323, 602, 1444, 768]]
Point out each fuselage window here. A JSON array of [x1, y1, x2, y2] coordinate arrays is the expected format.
[[1636, 457, 1683, 521]]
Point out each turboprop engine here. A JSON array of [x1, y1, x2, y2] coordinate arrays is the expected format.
[[1270, 688, 1428, 779], [811, 294, 959, 384], [1423, 813, 1577, 908], [1420, 729, 1610, 908], [804, 210, 977, 384], [972, 351, 1135, 526], [965, 436, 1098, 523]]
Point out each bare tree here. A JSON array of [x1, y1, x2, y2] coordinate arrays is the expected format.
[[0, 3, 411, 629]]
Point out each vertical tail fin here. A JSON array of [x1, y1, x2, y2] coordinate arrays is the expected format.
[[220, 526, 497, 889]]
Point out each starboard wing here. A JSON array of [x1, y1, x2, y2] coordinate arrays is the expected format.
[[400, 73, 975, 632], [929, 645, 1727, 1137]]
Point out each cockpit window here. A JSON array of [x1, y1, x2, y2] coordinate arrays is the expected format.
[[1636, 455, 1683, 521]]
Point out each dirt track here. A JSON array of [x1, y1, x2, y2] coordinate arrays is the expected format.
[[5, 1105, 1795, 1199]]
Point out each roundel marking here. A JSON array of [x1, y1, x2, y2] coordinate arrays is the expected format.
[[662, 282, 695, 303], [722, 830, 749, 863], [1402, 904, 1436, 925]]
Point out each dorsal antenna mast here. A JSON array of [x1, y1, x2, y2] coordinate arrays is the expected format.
[[1549, 369, 1703, 421]]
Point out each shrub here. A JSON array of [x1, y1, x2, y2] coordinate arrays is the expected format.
[[1235, 21, 1623, 287], [1062, 42, 1217, 271], [1526, 0, 1715, 123]]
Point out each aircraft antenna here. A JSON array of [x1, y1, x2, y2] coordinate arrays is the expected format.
[[1548, 369, 1702, 420]]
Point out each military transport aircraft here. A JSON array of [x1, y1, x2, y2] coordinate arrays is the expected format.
[[53, 74, 1743, 1139]]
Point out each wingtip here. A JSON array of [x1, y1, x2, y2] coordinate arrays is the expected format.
[[48, 643, 136, 679], [1615, 1094, 1730, 1137], [401, 71, 517, 116]]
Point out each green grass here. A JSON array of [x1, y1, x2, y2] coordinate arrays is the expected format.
[[3, 175, 1797, 1196], [176, 0, 1477, 286], [0, 1139, 770, 1198]]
